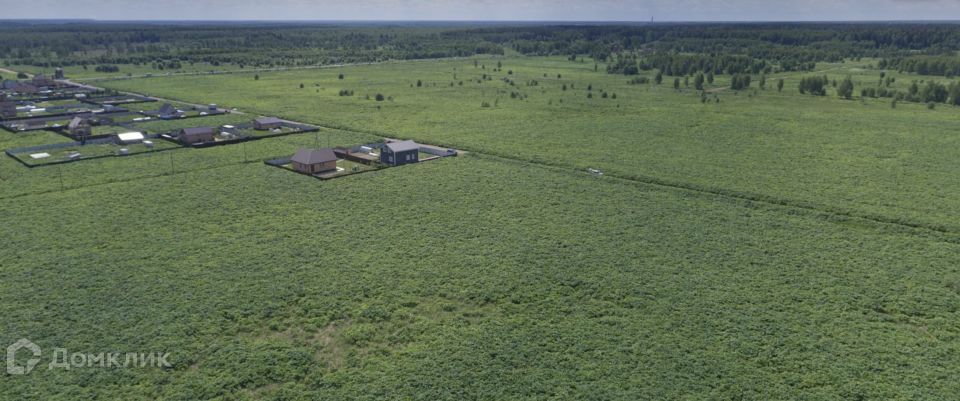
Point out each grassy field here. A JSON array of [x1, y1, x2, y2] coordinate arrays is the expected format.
[[97, 56, 960, 233], [1, 151, 959, 399], [2, 55, 960, 399]]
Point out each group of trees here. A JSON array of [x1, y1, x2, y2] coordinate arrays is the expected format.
[[798, 76, 830, 95], [7, 22, 960, 72]]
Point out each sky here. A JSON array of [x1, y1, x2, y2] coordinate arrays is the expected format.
[[2, 0, 960, 21]]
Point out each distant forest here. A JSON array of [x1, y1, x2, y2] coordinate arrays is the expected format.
[[4, 22, 960, 76]]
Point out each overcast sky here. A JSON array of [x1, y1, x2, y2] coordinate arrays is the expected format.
[[3, 0, 960, 21]]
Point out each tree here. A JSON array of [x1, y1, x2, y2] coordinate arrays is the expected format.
[[416, 79, 422, 87], [777, 78, 785, 92], [673, 78, 680, 90], [948, 82, 960, 105], [338, 73, 344, 80], [759, 74, 767, 89], [254, 74, 259, 80], [837, 75, 854, 99], [694, 73, 705, 90], [299, 83, 304, 89], [707, 71, 714, 84], [375, 93, 385, 101], [730, 74, 751, 90], [655, 71, 663, 85]]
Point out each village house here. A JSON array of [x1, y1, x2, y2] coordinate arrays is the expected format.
[[291, 148, 338, 174], [156, 103, 183, 119], [178, 127, 216, 144], [380, 140, 420, 166], [67, 116, 92, 138], [254, 116, 283, 130]]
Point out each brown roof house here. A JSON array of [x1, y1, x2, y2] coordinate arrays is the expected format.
[[178, 127, 216, 145], [254, 117, 283, 130], [67, 116, 92, 138], [291, 148, 338, 174]]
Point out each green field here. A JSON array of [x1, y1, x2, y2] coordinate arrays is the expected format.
[[97, 56, 960, 232], [3, 53, 960, 400]]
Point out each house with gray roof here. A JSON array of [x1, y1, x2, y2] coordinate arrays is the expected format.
[[380, 140, 420, 166]]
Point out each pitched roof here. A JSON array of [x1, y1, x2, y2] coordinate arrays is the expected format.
[[291, 148, 337, 165], [255, 116, 283, 125], [385, 140, 419, 153], [68, 116, 87, 129], [158, 103, 177, 115], [180, 126, 215, 137]]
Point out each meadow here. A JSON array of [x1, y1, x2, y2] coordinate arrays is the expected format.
[[97, 56, 960, 234], [3, 51, 960, 399], [2, 149, 959, 400]]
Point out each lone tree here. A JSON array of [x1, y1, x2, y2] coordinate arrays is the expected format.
[[254, 74, 259, 80], [777, 78, 785, 92], [375, 93, 385, 101], [694, 73, 705, 90], [655, 71, 663, 85], [673, 78, 680, 89]]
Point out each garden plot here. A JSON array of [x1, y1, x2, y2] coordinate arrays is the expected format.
[[6, 138, 178, 167]]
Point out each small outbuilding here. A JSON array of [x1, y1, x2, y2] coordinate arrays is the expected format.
[[291, 148, 338, 174], [116, 132, 145, 144], [178, 127, 216, 144], [380, 140, 420, 166], [254, 117, 283, 130], [67, 116, 91, 137]]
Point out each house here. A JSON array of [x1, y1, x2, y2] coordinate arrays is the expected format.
[[380, 140, 420, 166], [67, 116, 92, 137], [291, 148, 338, 174], [178, 127, 216, 144], [254, 117, 283, 130], [157, 103, 182, 119]]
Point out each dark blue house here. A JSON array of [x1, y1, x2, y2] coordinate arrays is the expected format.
[[380, 140, 420, 166]]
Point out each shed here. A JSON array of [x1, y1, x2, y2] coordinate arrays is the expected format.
[[254, 117, 283, 130], [178, 127, 216, 144], [380, 140, 420, 166], [117, 132, 145, 144], [67, 116, 91, 137], [291, 148, 338, 174]]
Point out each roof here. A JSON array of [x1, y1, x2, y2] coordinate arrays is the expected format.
[[68, 116, 87, 129], [291, 148, 337, 165], [117, 132, 144, 142], [180, 126, 215, 137], [158, 103, 177, 115], [255, 117, 283, 125], [385, 140, 420, 153]]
